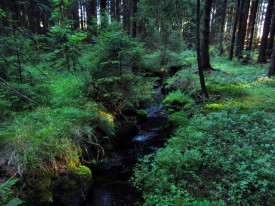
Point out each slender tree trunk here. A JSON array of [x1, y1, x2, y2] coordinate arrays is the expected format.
[[254, 2, 265, 49], [100, 0, 108, 27], [65, 45, 70, 72], [80, 2, 84, 29], [210, 0, 216, 36], [267, 38, 275, 77], [12, 24, 22, 84], [110, 0, 116, 21], [116, 0, 121, 21], [130, 0, 137, 37], [197, 0, 209, 99], [229, 0, 241, 60], [258, 0, 274, 63], [101, 0, 107, 10], [247, 0, 259, 51], [201, 0, 213, 71], [218, 0, 228, 56], [123, 0, 130, 33], [33, 9, 42, 34], [240, 0, 250, 52], [72, 1, 80, 29], [267, 5, 275, 58]]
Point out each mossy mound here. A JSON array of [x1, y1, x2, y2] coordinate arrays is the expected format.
[[163, 90, 194, 112], [136, 109, 148, 119], [67, 164, 92, 179], [53, 164, 92, 205]]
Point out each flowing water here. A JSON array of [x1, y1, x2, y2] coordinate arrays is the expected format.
[[85, 88, 168, 206]]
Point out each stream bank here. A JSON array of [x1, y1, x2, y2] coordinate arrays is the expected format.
[[85, 87, 169, 206]]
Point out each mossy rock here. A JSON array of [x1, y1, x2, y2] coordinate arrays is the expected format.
[[53, 165, 92, 205], [163, 90, 194, 111], [136, 109, 148, 119], [67, 164, 92, 180], [168, 111, 190, 129]]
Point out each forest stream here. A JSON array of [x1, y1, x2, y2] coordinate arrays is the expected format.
[[86, 87, 168, 206]]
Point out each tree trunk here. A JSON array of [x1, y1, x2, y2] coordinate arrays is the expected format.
[[246, 0, 259, 51], [110, 0, 116, 21], [229, 0, 241, 60], [235, 0, 250, 59], [200, 0, 213, 71], [87, 0, 97, 26], [123, 0, 130, 33], [100, 0, 108, 27], [197, 0, 209, 99], [101, 0, 107, 10], [80, 2, 84, 29], [210, 0, 216, 36], [130, 0, 137, 38], [116, 0, 121, 21], [267, 5, 275, 58], [72, 1, 80, 29], [240, 0, 250, 52], [267, 38, 275, 77], [258, 0, 274, 63], [254, 2, 265, 49], [218, 0, 228, 56]]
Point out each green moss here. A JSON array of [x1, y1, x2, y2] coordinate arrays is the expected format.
[[207, 84, 249, 97], [205, 103, 225, 110], [91, 159, 97, 165], [67, 164, 92, 180], [163, 90, 194, 111], [74, 166, 92, 176], [136, 109, 148, 118]]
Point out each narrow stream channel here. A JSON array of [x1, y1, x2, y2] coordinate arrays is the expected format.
[[85, 88, 168, 206]]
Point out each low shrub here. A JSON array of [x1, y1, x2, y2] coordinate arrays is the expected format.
[[168, 111, 190, 129]]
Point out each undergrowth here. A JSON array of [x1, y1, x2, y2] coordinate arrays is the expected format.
[[132, 55, 275, 205]]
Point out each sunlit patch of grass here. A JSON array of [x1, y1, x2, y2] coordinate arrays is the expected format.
[[202, 58, 274, 112], [165, 56, 274, 113], [205, 103, 225, 109], [208, 83, 250, 96]]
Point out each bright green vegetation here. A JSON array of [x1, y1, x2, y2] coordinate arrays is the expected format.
[[1, 0, 275, 204], [131, 57, 275, 205], [0, 22, 154, 203], [163, 90, 195, 112]]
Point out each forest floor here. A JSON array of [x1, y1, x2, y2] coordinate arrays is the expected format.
[[131, 56, 275, 205]]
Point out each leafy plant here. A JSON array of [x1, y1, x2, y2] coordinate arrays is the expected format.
[[0, 179, 24, 206], [163, 90, 194, 112], [132, 109, 275, 205]]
